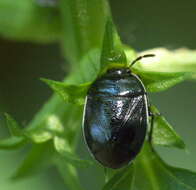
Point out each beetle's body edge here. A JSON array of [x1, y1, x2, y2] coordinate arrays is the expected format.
[[82, 68, 149, 169]]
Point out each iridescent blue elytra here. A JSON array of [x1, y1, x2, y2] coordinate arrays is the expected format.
[[83, 67, 148, 169]]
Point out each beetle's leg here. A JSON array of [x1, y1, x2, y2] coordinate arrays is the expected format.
[[148, 112, 155, 144], [148, 107, 161, 144]]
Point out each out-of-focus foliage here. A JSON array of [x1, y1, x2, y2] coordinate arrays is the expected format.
[[0, 0, 61, 42], [0, 0, 196, 190]]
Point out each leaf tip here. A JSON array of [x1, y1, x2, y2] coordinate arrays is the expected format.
[[40, 77, 52, 85], [4, 113, 22, 137], [101, 17, 127, 71]]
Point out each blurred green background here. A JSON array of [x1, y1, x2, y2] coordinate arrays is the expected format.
[[0, 0, 195, 189]]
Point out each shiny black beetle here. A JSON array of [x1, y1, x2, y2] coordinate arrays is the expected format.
[[83, 54, 154, 169]]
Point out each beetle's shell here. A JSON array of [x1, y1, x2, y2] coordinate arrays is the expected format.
[[83, 68, 148, 169]]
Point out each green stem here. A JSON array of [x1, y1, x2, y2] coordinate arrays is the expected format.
[[135, 144, 160, 190], [26, 1, 112, 189], [55, 159, 84, 190], [59, 0, 110, 67]]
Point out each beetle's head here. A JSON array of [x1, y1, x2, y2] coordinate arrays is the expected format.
[[107, 68, 131, 77]]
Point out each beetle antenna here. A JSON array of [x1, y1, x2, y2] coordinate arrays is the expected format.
[[130, 54, 155, 67]]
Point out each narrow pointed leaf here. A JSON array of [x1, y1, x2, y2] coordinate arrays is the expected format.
[[24, 114, 64, 143], [0, 114, 28, 149], [54, 136, 92, 168], [25, 128, 53, 143], [102, 165, 135, 190], [101, 19, 127, 71], [151, 105, 185, 149], [0, 136, 27, 149], [5, 113, 23, 136], [4, 114, 54, 145], [41, 78, 90, 105], [138, 71, 192, 92], [134, 143, 196, 190]]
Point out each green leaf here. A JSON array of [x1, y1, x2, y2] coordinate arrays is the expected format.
[[102, 165, 135, 190], [25, 128, 53, 143], [137, 71, 192, 92], [54, 136, 92, 168], [0, 114, 28, 149], [66, 48, 101, 84], [0, 136, 27, 150], [123, 45, 137, 64], [135, 48, 196, 74], [4, 113, 58, 145], [25, 94, 83, 146], [60, 0, 110, 65], [100, 19, 127, 71], [125, 47, 196, 92], [0, 0, 61, 43], [55, 159, 84, 190], [151, 105, 185, 149], [134, 143, 196, 190], [5, 113, 23, 136], [25, 113, 64, 143], [12, 142, 54, 180], [41, 78, 90, 105]]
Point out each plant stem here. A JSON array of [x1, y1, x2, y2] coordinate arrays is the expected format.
[[26, 1, 112, 189], [59, 0, 111, 68], [135, 144, 160, 190]]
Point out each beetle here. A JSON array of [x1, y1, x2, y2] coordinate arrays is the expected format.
[[83, 54, 155, 169]]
